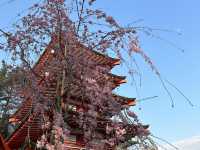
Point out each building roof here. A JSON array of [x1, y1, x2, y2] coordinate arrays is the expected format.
[[6, 112, 42, 149]]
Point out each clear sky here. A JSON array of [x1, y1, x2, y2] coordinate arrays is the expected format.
[[0, 0, 199, 146]]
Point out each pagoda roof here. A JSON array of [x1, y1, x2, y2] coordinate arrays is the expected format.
[[33, 37, 120, 74], [112, 94, 136, 106], [9, 98, 33, 123], [6, 112, 42, 149], [107, 73, 127, 87]]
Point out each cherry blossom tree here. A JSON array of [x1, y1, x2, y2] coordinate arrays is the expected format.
[[0, 0, 159, 149]]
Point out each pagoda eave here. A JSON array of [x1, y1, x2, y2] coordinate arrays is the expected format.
[[112, 94, 136, 107]]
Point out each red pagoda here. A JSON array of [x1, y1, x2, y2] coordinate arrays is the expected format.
[[0, 34, 149, 150]]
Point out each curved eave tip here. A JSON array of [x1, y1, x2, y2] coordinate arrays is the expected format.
[[127, 99, 137, 106], [112, 59, 121, 66], [9, 118, 19, 123], [122, 99, 136, 107], [118, 79, 127, 84]]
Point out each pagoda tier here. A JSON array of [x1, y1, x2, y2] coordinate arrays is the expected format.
[[6, 112, 42, 149], [9, 73, 134, 124], [9, 98, 33, 123], [34, 36, 120, 75], [6, 36, 141, 150]]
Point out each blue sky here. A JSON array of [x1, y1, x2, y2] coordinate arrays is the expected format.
[[95, 0, 200, 144], [0, 0, 199, 146]]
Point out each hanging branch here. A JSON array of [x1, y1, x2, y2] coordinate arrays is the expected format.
[[159, 76, 175, 108], [151, 134, 179, 150], [76, 0, 85, 34], [165, 79, 194, 107], [137, 96, 158, 103]]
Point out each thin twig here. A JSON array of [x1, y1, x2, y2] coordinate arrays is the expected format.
[[76, 0, 85, 34], [151, 134, 179, 150], [165, 79, 194, 107], [159, 75, 175, 108], [137, 96, 158, 102]]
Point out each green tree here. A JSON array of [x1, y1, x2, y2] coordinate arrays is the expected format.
[[0, 61, 23, 138]]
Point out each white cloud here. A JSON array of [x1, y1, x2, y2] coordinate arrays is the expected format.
[[160, 136, 200, 150]]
